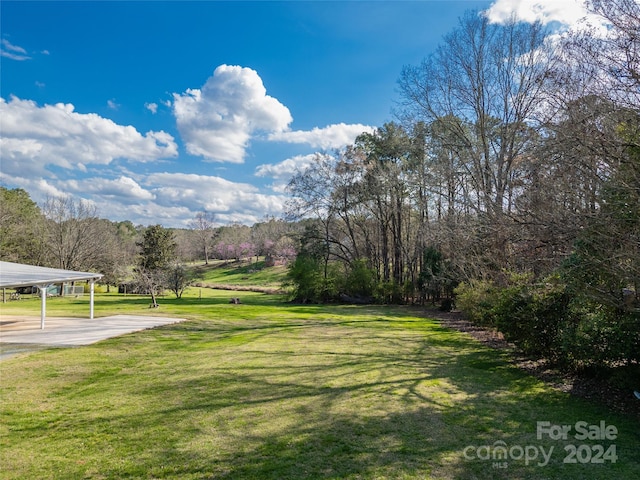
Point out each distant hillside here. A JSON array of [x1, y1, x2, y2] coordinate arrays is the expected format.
[[191, 258, 288, 294]]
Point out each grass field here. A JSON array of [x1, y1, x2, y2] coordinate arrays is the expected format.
[[1, 288, 639, 479], [190, 259, 288, 292]]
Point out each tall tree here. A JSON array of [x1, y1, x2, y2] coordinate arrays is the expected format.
[[42, 195, 111, 271], [556, 0, 640, 112], [189, 211, 216, 264], [0, 187, 45, 264], [548, 0, 640, 309], [137, 225, 176, 271], [287, 154, 347, 282], [355, 123, 413, 297], [398, 10, 552, 276], [136, 224, 176, 307]]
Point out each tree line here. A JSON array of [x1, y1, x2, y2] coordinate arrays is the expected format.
[[0, 189, 299, 294], [285, 1, 639, 371]]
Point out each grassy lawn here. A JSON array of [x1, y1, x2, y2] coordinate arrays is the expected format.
[[190, 259, 288, 292], [1, 288, 639, 479]]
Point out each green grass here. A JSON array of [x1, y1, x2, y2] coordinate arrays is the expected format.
[[1, 289, 639, 479], [191, 259, 288, 291]]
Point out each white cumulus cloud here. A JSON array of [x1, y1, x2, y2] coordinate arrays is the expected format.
[[146, 172, 288, 225], [145, 102, 158, 114], [172, 64, 293, 163], [255, 153, 333, 193], [77, 175, 155, 201], [0, 96, 178, 176], [256, 154, 321, 180], [485, 0, 589, 26], [269, 123, 375, 149]]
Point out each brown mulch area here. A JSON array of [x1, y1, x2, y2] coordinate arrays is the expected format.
[[425, 308, 640, 421]]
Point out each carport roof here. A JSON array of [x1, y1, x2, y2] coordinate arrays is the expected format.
[[0, 261, 103, 289]]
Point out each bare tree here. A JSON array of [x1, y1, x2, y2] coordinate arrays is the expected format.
[[398, 12, 551, 218], [396, 11, 556, 279], [166, 261, 191, 299], [286, 153, 355, 285], [42, 195, 111, 271], [189, 211, 216, 264], [542, 0, 640, 308], [556, 0, 640, 112]]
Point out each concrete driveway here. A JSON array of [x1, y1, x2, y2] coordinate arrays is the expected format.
[[0, 314, 186, 360]]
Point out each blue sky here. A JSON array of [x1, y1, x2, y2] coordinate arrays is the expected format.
[[1, 0, 589, 227]]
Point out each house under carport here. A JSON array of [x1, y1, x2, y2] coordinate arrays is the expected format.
[[0, 261, 103, 330]]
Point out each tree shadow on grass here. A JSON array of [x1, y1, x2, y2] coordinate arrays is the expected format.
[[94, 327, 640, 479], [15, 308, 640, 480], [91, 368, 640, 480]]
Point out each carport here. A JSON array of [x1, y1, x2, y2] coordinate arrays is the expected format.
[[0, 261, 103, 329]]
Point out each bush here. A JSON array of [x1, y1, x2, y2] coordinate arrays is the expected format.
[[455, 272, 639, 370], [342, 259, 376, 299], [492, 274, 569, 358], [559, 302, 640, 369], [286, 254, 341, 303], [375, 280, 403, 304], [454, 279, 499, 326], [455, 274, 570, 358], [286, 254, 324, 303]]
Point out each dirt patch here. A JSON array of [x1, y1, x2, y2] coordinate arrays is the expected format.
[[426, 308, 640, 421]]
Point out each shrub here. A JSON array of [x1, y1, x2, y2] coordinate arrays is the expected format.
[[492, 274, 569, 358], [456, 274, 570, 358], [559, 302, 640, 369], [286, 254, 324, 303], [343, 259, 376, 298], [286, 254, 341, 303], [376, 280, 403, 304], [455, 272, 639, 370], [454, 279, 499, 326]]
